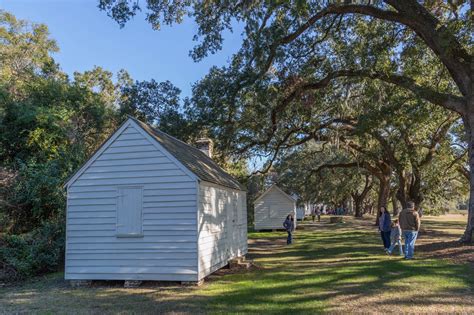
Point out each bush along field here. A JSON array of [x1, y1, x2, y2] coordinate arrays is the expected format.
[[0, 221, 64, 281], [1, 215, 473, 314]]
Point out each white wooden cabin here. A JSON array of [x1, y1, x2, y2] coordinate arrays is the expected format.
[[296, 207, 305, 221], [254, 185, 296, 231], [64, 117, 247, 283]]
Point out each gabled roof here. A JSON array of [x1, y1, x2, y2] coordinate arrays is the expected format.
[[254, 184, 296, 204], [130, 117, 245, 191], [65, 117, 245, 191]]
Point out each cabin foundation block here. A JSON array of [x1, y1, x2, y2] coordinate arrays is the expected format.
[[229, 256, 251, 269], [124, 280, 142, 288], [70, 280, 92, 288], [181, 280, 204, 286]]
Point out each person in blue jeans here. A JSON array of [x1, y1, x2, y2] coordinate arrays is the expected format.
[[378, 206, 391, 249], [283, 214, 295, 245], [399, 201, 421, 259]]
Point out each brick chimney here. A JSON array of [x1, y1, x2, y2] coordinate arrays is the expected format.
[[195, 138, 213, 158]]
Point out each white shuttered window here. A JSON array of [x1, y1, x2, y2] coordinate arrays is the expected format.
[[116, 186, 143, 237]]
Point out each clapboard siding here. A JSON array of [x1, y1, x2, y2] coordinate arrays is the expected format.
[[68, 205, 117, 211], [78, 169, 185, 180], [73, 175, 193, 187], [67, 260, 196, 267], [142, 225, 196, 231], [254, 186, 296, 230], [92, 157, 172, 167], [109, 139, 152, 147], [65, 123, 199, 281], [67, 230, 196, 237], [68, 235, 196, 243], [68, 252, 196, 260], [121, 126, 140, 134], [65, 273, 195, 281], [68, 200, 115, 206], [68, 249, 196, 254], [69, 188, 195, 199], [68, 211, 115, 219], [143, 213, 196, 220], [68, 182, 196, 192], [105, 145, 156, 154], [197, 182, 247, 280], [68, 243, 196, 250], [113, 133, 144, 141], [97, 151, 163, 160], [66, 266, 197, 275], [84, 163, 179, 173]]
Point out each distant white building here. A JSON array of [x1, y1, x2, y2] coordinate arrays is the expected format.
[[64, 117, 247, 283], [254, 184, 296, 231], [296, 207, 306, 221]]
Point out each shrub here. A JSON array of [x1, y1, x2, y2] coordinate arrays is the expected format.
[[0, 221, 64, 281], [6, 160, 67, 233]]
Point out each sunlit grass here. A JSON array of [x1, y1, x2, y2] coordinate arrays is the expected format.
[[1, 215, 473, 314]]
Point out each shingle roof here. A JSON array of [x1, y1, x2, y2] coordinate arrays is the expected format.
[[131, 117, 245, 191], [255, 184, 295, 204]]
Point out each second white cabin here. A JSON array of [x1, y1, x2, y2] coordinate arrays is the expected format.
[[254, 184, 296, 231]]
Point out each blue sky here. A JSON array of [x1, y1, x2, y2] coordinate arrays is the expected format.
[[1, 0, 243, 98]]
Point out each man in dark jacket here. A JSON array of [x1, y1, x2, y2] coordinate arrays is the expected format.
[[399, 201, 421, 259]]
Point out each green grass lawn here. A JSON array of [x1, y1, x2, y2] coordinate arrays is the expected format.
[[1, 215, 473, 314]]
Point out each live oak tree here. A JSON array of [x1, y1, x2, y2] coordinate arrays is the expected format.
[[280, 77, 464, 218], [337, 86, 461, 211], [99, 1, 472, 241], [276, 143, 374, 217]]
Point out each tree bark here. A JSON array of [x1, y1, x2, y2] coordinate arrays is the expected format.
[[461, 112, 474, 242], [351, 175, 372, 218], [396, 170, 425, 211], [377, 177, 390, 210], [375, 175, 391, 225], [396, 172, 409, 210], [354, 197, 364, 218], [391, 190, 399, 216]]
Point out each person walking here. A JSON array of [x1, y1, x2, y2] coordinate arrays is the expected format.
[[386, 219, 403, 256], [283, 214, 295, 245], [316, 206, 321, 222], [378, 206, 392, 250], [399, 201, 421, 260], [418, 206, 424, 218], [311, 206, 316, 222]]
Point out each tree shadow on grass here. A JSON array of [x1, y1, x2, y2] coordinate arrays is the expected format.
[[2, 216, 473, 314], [202, 257, 474, 313]]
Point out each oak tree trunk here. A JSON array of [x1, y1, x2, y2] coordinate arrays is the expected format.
[[461, 112, 474, 242], [391, 190, 400, 216], [352, 194, 364, 218], [375, 176, 390, 225]]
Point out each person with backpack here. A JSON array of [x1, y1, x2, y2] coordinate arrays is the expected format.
[[283, 214, 295, 245], [399, 201, 421, 259]]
